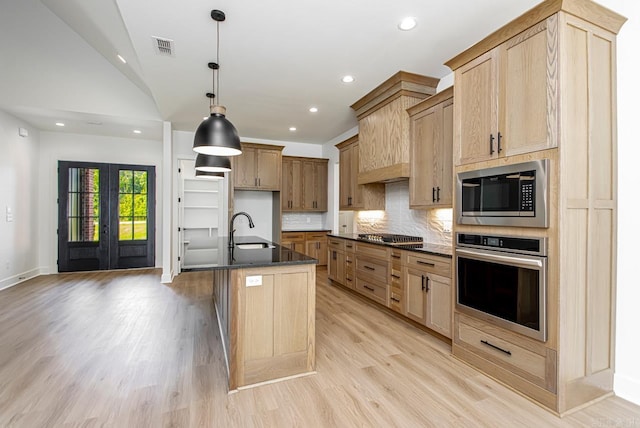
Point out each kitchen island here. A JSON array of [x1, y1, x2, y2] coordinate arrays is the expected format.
[[209, 236, 317, 391]]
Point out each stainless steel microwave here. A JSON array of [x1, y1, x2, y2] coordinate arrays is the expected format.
[[456, 159, 549, 228]]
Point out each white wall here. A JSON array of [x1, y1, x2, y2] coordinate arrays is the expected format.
[[597, 0, 640, 406], [0, 110, 42, 289], [37, 132, 163, 273]]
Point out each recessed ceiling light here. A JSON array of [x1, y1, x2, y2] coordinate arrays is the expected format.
[[398, 17, 417, 31], [133, 130, 142, 134], [289, 127, 297, 131], [341, 75, 355, 84], [117, 54, 127, 63], [309, 107, 318, 113], [55, 122, 65, 127]]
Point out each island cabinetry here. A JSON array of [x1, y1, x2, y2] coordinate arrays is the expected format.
[[351, 71, 439, 183], [213, 262, 316, 390], [451, 16, 558, 166], [403, 253, 451, 338], [408, 87, 454, 208], [233, 143, 283, 190], [336, 135, 385, 211], [327, 237, 345, 284]]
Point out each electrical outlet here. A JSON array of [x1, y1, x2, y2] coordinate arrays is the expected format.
[[306, 217, 311, 223], [443, 223, 452, 233]]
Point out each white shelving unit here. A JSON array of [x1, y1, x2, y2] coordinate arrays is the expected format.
[[179, 160, 224, 270]]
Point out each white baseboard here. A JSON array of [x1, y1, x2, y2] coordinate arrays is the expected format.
[[614, 373, 640, 406], [161, 269, 174, 284], [0, 267, 44, 291]]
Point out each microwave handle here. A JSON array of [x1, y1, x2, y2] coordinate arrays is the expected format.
[[456, 248, 543, 270]]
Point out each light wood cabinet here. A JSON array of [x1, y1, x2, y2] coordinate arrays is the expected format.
[[446, 0, 625, 414], [351, 71, 439, 183], [281, 231, 327, 266], [233, 143, 283, 190], [280, 232, 305, 254], [327, 238, 345, 284], [389, 249, 404, 314], [336, 135, 384, 211], [452, 17, 557, 166], [282, 157, 328, 212], [408, 87, 454, 208]]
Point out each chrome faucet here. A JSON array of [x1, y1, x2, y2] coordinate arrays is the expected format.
[[228, 211, 255, 248]]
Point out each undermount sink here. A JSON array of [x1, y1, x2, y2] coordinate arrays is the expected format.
[[235, 242, 275, 249]]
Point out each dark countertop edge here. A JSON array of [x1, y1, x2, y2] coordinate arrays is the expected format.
[[282, 229, 332, 233], [327, 234, 453, 259], [204, 258, 318, 271]]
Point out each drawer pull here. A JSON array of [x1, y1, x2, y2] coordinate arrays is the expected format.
[[390, 297, 400, 303], [391, 255, 401, 259], [346, 244, 353, 248], [481, 340, 512, 356], [346, 260, 352, 264], [416, 260, 435, 267], [364, 265, 375, 271], [363, 285, 375, 292], [391, 274, 400, 279], [346, 277, 352, 282]]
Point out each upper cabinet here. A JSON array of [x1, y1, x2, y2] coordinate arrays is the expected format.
[[408, 87, 454, 209], [336, 135, 384, 211], [350, 71, 440, 183], [282, 156, 328, 212], [233, 143, 284, 190], [450, 17, 557, 165]]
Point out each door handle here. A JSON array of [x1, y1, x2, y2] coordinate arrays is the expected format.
[[103, 224, 108, 235], [490, 134, 495, 155]]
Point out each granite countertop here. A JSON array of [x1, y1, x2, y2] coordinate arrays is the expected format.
[[327, 234, 453, 258], [282, 229, 331, 233], [191, 236, 318, 271]]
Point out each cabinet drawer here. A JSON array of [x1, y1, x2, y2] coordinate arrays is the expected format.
[[389, 290, 403, 313], [355, 242, 390, 260], [390, 267, 402, 292], [344, 273, 355, 289], [356, 256, 388, 279], [455, 314, 557, 393], [328, 238, 345, 251], [282, 232, 305, 242], [405, 253, 451, 277], [355, 278, 387, 305], [390, 249, 403, 266], [344, 241, 355, 252], [306, 232, 327, 240]]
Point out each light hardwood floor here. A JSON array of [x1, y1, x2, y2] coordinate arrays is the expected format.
[[0, 268, 638, 427]]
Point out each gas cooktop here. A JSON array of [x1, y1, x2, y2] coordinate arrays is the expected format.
[[357, 233, 424, 245]]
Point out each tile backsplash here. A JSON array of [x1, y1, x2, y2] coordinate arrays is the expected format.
[[355, 181, 452, 245], [282, 212, 326, 231]]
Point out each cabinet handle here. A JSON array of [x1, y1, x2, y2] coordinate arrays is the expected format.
[[497, 132, 503, 153], [364, 265, 375, 271], [391, 255, 401, 259], [259, 178, 261, 186], [346, 244, 353, 249], [332, 251, 337, 260], [416, 260, 435, 267], [480, 340, 512, 356], [348, 196, 352, 206], [254, 177, 258, 186], [391, 297, 400, 303], [425, 276, 430, 292], [421, 275, 426, 291], [490, 134, 495, 155], [437, 187, 441, 202], [363, 285, 375, 292], [391, 274, 400, 279], [346, 260, 352, 264], [432, 187, 436, 203], [346, 278, 353, 282]]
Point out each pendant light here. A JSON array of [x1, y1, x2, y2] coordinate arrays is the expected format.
[[195, 170, 225, 180], [195, 153, 231, 172], [193, 9, 242, 157]]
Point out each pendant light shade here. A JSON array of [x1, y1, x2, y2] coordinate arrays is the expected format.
[[195, 153, 232, 172], [195, 170, 225, 180], [193, 9, 242, 157]]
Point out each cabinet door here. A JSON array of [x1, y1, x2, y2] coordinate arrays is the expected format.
[[256, 149, 281, 190], [302, 161, 315, 210], [339, 147, 352, 209], [410, 105, 438, 207], [314, 161, 328, 211], [405, 267, 427, 323], [500, 17, 557, 156], [316, 239, 327, 266], [282, 158, 293, 211], [234, 147, 257, 188], [350, 143, 364, 209], [328, 249, 345, 283], [455, 49, 499, 165], [436, 99, 454, 207], [425, 273, 451, 338]]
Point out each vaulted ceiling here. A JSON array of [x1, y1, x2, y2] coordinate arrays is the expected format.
[[0, 0, 539, 143]]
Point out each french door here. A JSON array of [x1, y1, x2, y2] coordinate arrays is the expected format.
[[57, 161, 155, 272]]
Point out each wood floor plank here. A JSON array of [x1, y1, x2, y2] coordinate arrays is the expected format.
[[0, 267, 638, 427]]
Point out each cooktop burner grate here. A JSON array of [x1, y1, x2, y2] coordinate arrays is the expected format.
[[357, 233, 423, 244]]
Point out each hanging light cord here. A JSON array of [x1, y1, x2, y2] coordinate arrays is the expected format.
[[216, 19, 221, 105]]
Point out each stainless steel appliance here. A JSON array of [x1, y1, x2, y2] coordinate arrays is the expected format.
[[456, 159, 549, 228], [456, 232, 548, 342]]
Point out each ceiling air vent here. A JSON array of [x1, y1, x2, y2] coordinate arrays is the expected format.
[[152, 36, 175, 57]]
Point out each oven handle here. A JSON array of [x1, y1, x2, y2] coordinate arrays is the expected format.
[[455, 248, 544, 269]]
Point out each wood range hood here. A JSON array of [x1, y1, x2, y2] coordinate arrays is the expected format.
[[350, 71, 440, 184]]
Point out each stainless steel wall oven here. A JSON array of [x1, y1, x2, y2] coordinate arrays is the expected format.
[[456, 233, 548, 342]]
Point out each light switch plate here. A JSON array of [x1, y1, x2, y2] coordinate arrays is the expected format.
[[246, 275, 262, 287]]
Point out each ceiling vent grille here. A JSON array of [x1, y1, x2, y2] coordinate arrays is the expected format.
[[152, 36, 175, 57]]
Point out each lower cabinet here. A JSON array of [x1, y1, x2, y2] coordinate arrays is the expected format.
[[281, 231, 327, 266], [328, 236, 452, 339]]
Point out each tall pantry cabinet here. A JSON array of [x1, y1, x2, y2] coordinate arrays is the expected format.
[[445, 0, 625, 415]]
